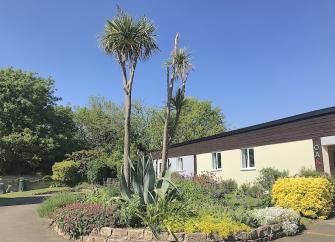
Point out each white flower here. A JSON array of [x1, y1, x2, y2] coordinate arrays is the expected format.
[[252, 207, 300, 235]]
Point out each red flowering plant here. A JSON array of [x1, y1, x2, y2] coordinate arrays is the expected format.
[[53, 203, 120, 239]]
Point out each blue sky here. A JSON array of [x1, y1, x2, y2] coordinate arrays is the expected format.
[[1, 0, 334, 129]]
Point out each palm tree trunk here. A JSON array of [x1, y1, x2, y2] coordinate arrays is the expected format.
[[123, 89, 131, 185], [161, 68, 172, 177], [121, 61, 136, 186]]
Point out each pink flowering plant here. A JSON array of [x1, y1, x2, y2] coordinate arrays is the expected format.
[[53, 203, 120, 239]]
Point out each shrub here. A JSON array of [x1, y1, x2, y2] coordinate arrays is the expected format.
[[66, 149, 105, 178], [225, 207, 258, 227], [251, 207, 300, 235], [238, 183, 263, 198], [299, 167, 327, 178], [85, 184, 120, 205], [53, 203, 120, 239], [52, 160, 80, 186], [183, 215, 250, 238], [117, 195, 143, 228], [87, 159, 117, 184], [272, 177, 334, 219], [256, 167, 289, 191], [37, 192, 83, 218]]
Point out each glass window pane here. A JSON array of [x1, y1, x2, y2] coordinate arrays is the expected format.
[[242, 149, 247, 168], [178, 158, 183, 170], [212, 153, 216, 169], [249, 148, 255, 167], [217, 153, 222, 169]]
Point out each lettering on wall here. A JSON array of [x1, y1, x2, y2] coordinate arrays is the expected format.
[[313, 138, 324, 172]]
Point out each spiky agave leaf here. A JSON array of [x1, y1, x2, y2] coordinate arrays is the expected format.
[[120, 165, 132, 200]]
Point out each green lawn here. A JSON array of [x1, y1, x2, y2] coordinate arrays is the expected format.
[[0, 187, 70, 198]]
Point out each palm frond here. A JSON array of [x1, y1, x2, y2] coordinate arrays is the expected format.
[[99, 9, 158, 64]]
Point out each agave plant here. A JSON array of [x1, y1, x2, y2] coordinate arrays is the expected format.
[[120, 156, 178, 205]]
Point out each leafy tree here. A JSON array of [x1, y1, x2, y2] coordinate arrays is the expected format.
[[0, 68, 78, 174], [172, 98, 225, 143], [148, 97, 226, 150], [99, 8, 158, 184], [74, 96, 123, 149]]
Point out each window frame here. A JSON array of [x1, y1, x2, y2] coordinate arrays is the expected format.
[[240, 148, 256, 170], [211, 152, 222, 171]]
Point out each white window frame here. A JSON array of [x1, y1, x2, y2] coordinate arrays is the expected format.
[[212, 152, 222, 170], [177, 157, 184, 171], [241, 148, 256, 170]]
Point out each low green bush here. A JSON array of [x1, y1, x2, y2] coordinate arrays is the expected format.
[[256, 167, 289, 191], [53, 203, 120, 239], [85, 184, 120, 205], [117, 194, 143, 228], [37, 192, 83, 217], [87, 159, 117, 184], [299, 167, 327, 178], [52, 160, 80, 186]]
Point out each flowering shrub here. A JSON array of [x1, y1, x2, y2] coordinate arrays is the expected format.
[[252, 207, 300, 235], [272, 177, 334, 219], [53, 203, 120, 239], [183, 215, 250, 238], [164, 215, 250, 238]]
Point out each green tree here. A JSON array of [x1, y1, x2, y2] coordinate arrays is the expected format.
[[74, 96, 123, 149], [148, 97, 226, 150], [99, 8, 158, 184], [0, 68, 78, 174], [172, 98, 225, 143]]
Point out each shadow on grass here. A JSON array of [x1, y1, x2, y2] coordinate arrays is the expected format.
[[0, 196, 47, 207]]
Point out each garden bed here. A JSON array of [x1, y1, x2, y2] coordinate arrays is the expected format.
[[52, 223, 286, 242]]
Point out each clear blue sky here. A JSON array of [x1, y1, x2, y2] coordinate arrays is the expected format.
[[1, 0, 334, 129]]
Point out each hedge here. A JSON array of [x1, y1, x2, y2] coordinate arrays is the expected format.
[[272, 177, 334, 219]]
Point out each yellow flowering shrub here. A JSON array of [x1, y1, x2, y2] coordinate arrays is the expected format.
[[272, 177, 334, 219], [168, 215, 250, 238]]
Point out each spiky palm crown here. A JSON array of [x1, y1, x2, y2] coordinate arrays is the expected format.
[[100, 9, 158, 64]]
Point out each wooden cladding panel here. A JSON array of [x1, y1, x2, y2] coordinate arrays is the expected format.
[[153, 114, 335, 159]]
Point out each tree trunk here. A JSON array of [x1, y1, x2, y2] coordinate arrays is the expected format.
[[123, 89, 131, 185], [161, 33, 180, 177], [161, 68, 172, 177], [121, 60, 136, 186]]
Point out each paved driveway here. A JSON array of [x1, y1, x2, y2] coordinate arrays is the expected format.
[[0, 196, 66, 242], [277, 217, 335, 242], [0, 197, 335, 242]]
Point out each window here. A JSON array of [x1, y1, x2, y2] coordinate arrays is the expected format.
[[177, 157, 183, 171], [241, 148, 255, 169], [157, 161, 162, 176], [212, 152, 222, 170]]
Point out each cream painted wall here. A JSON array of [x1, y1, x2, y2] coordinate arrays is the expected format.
[[197, 139, 315, 184]]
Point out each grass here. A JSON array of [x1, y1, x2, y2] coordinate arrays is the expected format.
[[0, 187, 70, 198], [37, 192, 83, 217]]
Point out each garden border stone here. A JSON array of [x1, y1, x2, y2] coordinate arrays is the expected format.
[[52, 223, 287, 242]]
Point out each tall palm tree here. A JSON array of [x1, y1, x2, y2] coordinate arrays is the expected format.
[[161, 34, 193, 176], [100, 8, 158, 185]]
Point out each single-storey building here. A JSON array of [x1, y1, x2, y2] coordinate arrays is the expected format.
[[152, 106, 335, 184]]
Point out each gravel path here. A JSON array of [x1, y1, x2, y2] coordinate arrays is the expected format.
[[0, 196, 66, 242]]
